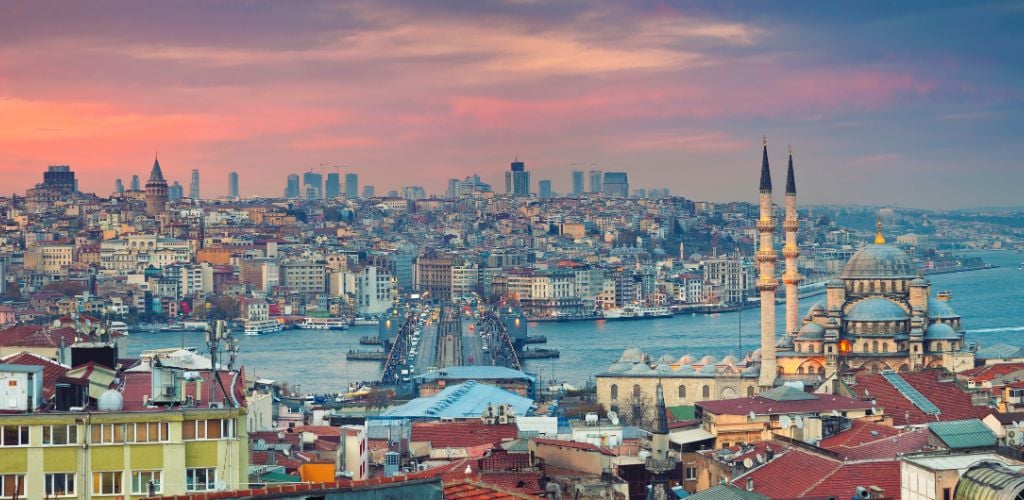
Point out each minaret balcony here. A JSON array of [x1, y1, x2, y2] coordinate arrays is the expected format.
[[757, 280, 779, 291], [782, 248, 801, 259], [782, 275, 803, 285], [783, 219, 799, 232], [755, 251, 778, 263], [756, 220, 776, 232]]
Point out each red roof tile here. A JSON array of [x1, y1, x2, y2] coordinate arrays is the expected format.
[[1, 352, 70, 400], [732, 448, 838, 498], [851, 369, 993, 425], [819, 420, 901, 449], [411, 422, 517, 449], [804, 461, 901, 499], [698, 393, 872, 416], [532, 438, 616, 456], [960, 363, 1024, 383]]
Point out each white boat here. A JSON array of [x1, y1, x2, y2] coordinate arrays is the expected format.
[[109, 321, 130, 336], [603, 305, 673, 320], [352, 316, 379, 326], [244, 319, 283, 336], [299, 317, 348, 330]]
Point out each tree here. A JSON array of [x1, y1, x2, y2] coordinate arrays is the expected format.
[[366, 388, 392, 414], [0, 281, 21, 301]]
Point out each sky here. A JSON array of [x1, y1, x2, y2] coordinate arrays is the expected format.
[[1, 1, 1022, 209]]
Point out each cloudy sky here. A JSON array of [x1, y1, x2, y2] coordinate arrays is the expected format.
[[1, 1, 1021, 208]]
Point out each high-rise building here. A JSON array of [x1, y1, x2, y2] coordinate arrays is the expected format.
[[588, 169, 602, 193], [169, 181, 184, 201], [228, 171, 239, 198], [131, 175, 141, 191], [602, 172, 629, 197], [571, 170, 584, 196], [115, 178, 124, 193], [345, 173, 359, 198], [42, 165, 76, 193], [189, 169, 200, 200], [388, 190, 399, 197], [286, 174, 300, 198], [303, 171, 323, 199], [145, 156, 169, 215], [505, 159, 530, 196], [538, 179, 553, 199], [363, 185, 375, 198], [325, 172, 341, 198], [447, 178, 459, 198], [402, 186, 425, 200]]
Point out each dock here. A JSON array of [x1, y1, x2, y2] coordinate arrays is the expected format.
[[346, 350, 387, 361], [519, 348, 560, 359]]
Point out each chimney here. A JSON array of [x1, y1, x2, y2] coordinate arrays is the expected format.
[[869, 486, 884, 499]]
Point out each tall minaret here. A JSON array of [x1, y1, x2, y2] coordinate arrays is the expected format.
[[782, 149, 802, 337], [757, 138, 779, 389], [645, 384, 676, 500]]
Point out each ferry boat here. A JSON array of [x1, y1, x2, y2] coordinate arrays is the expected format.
[[352, 316, 379, 327], [244, 319, 283, 336], [109, 321, 130, 336], [603, 305, 673, 320], [936, 290, 953, 301], [299, 317, 348, 330]]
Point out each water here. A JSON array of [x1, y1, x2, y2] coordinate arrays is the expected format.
[[123, 250, 1024, 393]]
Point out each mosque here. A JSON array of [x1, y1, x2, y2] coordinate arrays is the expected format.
[[595, 141, 970, 418]]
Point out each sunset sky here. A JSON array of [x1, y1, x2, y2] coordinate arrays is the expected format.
[[1, 1, 1021, 208]]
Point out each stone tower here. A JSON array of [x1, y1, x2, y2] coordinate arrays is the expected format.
[[782, 150, 802, 337], [645, 384, 676, 500], [145, 155, 168, 216], [757, 139, 779, 389]]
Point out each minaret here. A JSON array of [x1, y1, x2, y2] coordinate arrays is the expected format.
[[757, 138, 778, 389], [645, 384, 676, 500], [145, 154, 168, 216], [782, 149, 802, 337]]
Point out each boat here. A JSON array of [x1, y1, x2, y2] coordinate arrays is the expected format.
[[603, 305, 673, 320], [299, 317, 348, 330], [109, 321, 130, 336], [244, 318, 283, 336], [352, 316, 379, 326], [936, 291, 953, 301]]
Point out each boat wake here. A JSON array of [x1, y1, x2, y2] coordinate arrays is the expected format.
[[968, 326, 1024, 334]]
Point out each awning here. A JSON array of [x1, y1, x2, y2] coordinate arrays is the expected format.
[[669, 427, 715, 446]]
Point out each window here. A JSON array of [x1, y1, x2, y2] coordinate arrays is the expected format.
[[92, 424, 122, 442], [0, 426, 28, 447], [132, 470, 162, 495], [686, 467, 697, 480], [45, 473, 76, 497], [92, 471, 122, 496], [186, 467, 217, 492], [128, 422, 169, 443], [43, 425, 78, 445], [702, 385, 710, 398], [678, 385, 686, 399], [610, 384, 618, 401], [633, 385, 641, 399], [0, 475, 25, 499], [747, 386, 755, 397], [183, 419, 235, 440]]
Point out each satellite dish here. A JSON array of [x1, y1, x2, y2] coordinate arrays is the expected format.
[[52, 319, 61, 328], [277, 432, 286, 440], [743, 458, 754, 468], [756, 453, 765, 464], [748, 411, 756, 421], [779, 415, 792, 429], [795, 416, 804, 429], [608, 411, 620, 426]]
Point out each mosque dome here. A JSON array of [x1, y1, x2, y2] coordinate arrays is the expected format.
[[626, 363, 654, 374], [928, 297, 959, 319], [846, 298, 909, 322], [699, 364, 718, 374], [697, 355, 717, 366], [924, 323, 959, 340], [807, 301, 825, 315], [654, 363, 675, 373], [607, 362, 633, 373], [841, 244, 915, 279], [657, 354, 677, 364], [797, 322, 826, 340], [677, 354, 694, 365], [776, 335, 794, 348], [619, 347, 645, 363], [676, 364, 696, 374], [719, 354, 740, 366]]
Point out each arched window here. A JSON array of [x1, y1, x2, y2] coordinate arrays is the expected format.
[[747, 386, 755, 397], [678, 385, 686, 399], [610, 384, 618, 401], [702, 385, 710, 398], [818, 366, 825, 375], [872, 341, 878, 353], [882, 343, 889, 353], [633, 384, 641, 399], [797, 366, 804, 374]]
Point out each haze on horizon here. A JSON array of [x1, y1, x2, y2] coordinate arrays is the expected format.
[[1, 1, 1021, 209]]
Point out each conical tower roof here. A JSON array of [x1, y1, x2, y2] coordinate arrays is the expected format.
[[149, 155, 165, 183], [786, 150, 796, 195], [759, 139, 772, 193]]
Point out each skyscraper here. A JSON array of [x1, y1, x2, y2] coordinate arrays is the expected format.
[[363, 185, 375, 198], [115, 178, 124, 193], [228, 171, 239, 198], [145, 156, 168, 215], [602, 172, 629, 197], [169, 181, 184, 201], [325, 173, 341, 198], [131, 175, 141, 192], [588, 169, 602, 193], [538, 179, 552, 199], [447, 178, 459, 198], [286, 174, 300, 198], [571, 170, 584, 196], [505, 159, 530, 196], [190, 169, 200, 200], [303, 171, 323, 199], [42, 165, 76, 193], [345, 173, 359, 198]]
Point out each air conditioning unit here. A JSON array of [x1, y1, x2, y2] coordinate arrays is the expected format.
[[498, 415, 508, 424], [163, 386, 176, 397]]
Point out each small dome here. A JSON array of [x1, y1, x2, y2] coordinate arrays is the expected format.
[[699, 364, 718, 374], [654, 363, 674, 373], [97, 389, 124, 411], [925, 322, 959, 340], [676, 364, 696, 374], [698, 355, 717, 366], [657, 354, 676, 364], [808, 301, 825, 314], [677, 354, 694, 365], [841, 244, 915, 279], [607, 362, 633, 373], [742, 365, 760, 376], [846, 298, 908, 322], [928, 297, 959, 319], [910, 277, 929, 287], [797, 322, 826, 340], [719, 354, 739, 366], [826, 279, 845, 288], [776, 335, 794, 348], [749, 348, 762, 361], [626, 363, 654, 374], [619, 347, 645, 363]]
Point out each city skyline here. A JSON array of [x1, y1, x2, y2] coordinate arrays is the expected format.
[[1, 1, 1022, 208]]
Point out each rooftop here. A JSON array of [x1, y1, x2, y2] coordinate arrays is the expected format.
[[382, 381, 533, 419]]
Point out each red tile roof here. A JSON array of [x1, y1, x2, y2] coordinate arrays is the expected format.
[[820, 420, 901, 449], [0, 352, 69, 400], [822, 427, 930, 461], [733, 448, 838, 498], [411, 422, 517, 449], [698, 393, 872, 416], [851, 369, 993, 425], [479, 449, 532, 472], [960, 363, 1024, 383], [804, 461, 901, 499], [532, 438, 616, 456]]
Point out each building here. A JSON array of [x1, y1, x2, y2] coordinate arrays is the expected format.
[[279, 260, 327, 295], [538, 179, 552, 199], [415, 253, 454, 302], [131, 174, 141, 191], [603, 172, 629, 198], [168, 181, 183, 201], [702, 258, 755, 305], [588, 169, 603, 193], [190, 168, 200, 200], [115, 178, 124, 193], [402, 186, 426, 200], [285, 174, 300, 198], [572, 170, 584, 196], [505, 160, 529, 197], [228, 171, 239, 198], [362, 185, 375, 198], [325, 172, 340, 198], [145, 156, 169, 216], [303, 171, 323, 199], [345, 172, 359, 198], [42, 165, 76, 193]]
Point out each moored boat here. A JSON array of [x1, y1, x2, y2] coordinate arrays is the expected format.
[[244, 318, 283, 336]]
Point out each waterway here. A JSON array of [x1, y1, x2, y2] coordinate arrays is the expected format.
[[123, 250, 1024, 393]]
